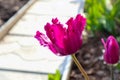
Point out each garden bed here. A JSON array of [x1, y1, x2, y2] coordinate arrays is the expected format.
[[0, 0, 36, 40], [0, 0, 29, 26], [69, 0, 120, 79], [69, 36, 120, 80]]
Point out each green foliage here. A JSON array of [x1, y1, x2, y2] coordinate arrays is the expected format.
[[48, 70, 61, 80], [112, 0, 120, 25], [85, 0, 120, 36], [115, 63, 120, 71], [116, 36, 120, 43]]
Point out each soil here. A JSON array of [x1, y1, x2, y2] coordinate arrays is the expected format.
[[0, 0, 29, 26], [69, 36, 120, 80]]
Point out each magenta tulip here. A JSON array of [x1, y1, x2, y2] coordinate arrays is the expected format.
[[101, 36, 119, 64], [35, 14, 86, 56]]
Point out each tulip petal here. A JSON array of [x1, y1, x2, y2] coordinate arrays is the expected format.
[[34, 31, 49, 46], [34, 31, 58, 54]]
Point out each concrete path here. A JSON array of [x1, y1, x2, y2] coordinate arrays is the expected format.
[[0, 0, 84, 80]]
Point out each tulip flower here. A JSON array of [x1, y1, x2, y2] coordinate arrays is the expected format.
[[101, 36, 119, 64], [35, 14, 89, 80], [35, 14, 86, 56], [101, 36, 120, 80]]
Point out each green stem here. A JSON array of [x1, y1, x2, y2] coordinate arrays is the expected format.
[[71, 54, 89, 80], [110, 64, 114, 80]]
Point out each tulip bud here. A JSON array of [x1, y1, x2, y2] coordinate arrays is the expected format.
[[101, 36, 119, 64]]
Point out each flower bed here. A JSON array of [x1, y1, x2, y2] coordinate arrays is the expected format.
[[0, 0, 29, 27], [69, 0, 120, 80], [0, 0, 36, 40], [69, 36, 120, 80]]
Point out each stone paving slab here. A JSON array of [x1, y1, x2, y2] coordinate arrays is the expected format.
[[27, 0, 79, 16], [9, 14, 70, 36], [0, 35, 68, 74], [0, 71, 48, 80]]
